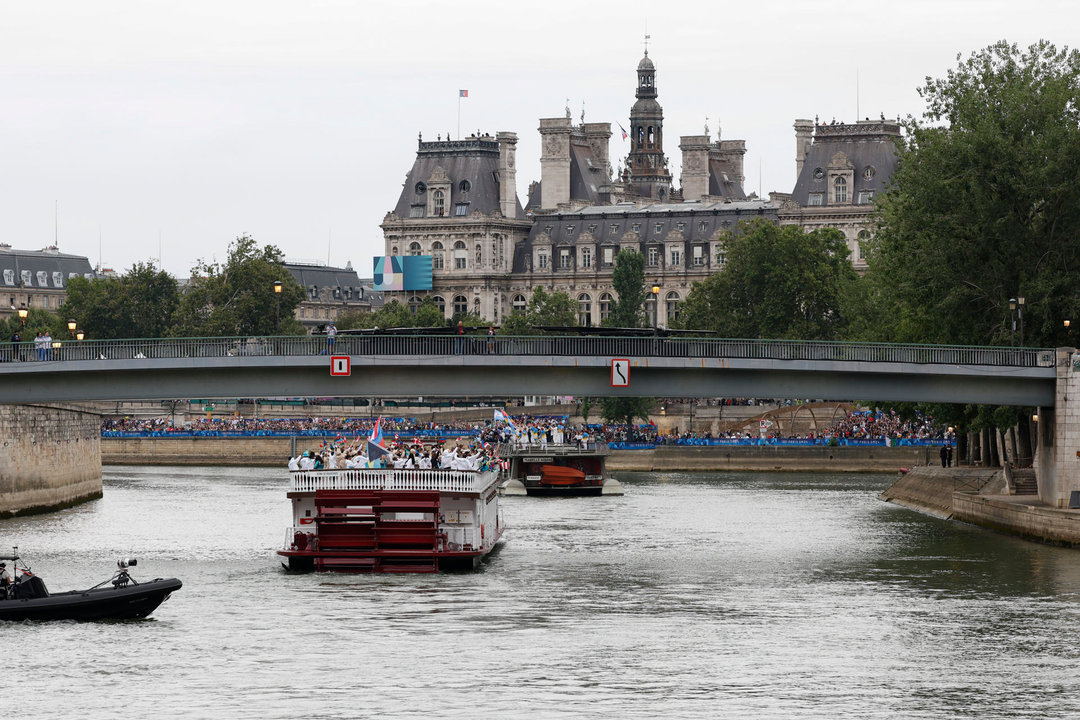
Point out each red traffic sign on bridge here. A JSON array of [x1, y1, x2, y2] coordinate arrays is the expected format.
[[330, 356, 351, 376]]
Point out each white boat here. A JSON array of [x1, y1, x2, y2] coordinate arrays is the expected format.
[[278, 468, 503, 573]]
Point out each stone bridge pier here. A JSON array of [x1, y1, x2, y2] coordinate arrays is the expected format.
[[1036, 348, 1080, 507]]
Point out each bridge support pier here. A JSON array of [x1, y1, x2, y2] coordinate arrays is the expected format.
[[0, 404, 102, 517], [1036, 348, 1080, 507]]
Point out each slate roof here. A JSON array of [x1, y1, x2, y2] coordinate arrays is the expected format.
[[0, 245, 95, 293], [391, 136, 523, 219], [284, 262, 383, 305], [517, 200, 777, 272], [708, 158, 748, 201], [790, 121, 901, 206]]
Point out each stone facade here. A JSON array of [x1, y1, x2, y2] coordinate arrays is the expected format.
[[1035, 347, 1080, 506], [381, 53, 897, 327], [0, 244, 96, 323], [0, 404, 102, 516]]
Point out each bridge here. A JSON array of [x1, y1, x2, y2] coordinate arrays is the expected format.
[[0, 334, 1058, 406]]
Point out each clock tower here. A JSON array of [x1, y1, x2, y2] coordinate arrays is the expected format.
[[624, 50, 672, 201]]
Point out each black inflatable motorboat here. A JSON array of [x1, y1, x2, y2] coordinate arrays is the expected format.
[[0, 552, 182, 622]]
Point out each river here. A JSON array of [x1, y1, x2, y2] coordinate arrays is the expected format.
[[6, 467, 1080, 719]]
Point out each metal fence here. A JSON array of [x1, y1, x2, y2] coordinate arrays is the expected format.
[[0, 334, 1057, 368]]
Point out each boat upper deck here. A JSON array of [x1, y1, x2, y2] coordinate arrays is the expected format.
[[499, 441, 610, 458], [289, 468, 500, 496]]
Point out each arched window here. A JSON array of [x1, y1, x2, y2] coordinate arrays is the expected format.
[[432, 296, 446, 316], [512, 294, 526, 314], [453, 295, 468, 316], [833, 176, 848, 204], [433, 189, 445, 216], [431, 241, 444, 270], [857, 230, 871, 261], [599, 292, 614, 322], [578, 293, 592, 327], [408, 296, 421, 313], [408, 242, 421, 256], [647, 126, 655, 146], [666, 291, 680, 324], [453, 241, 467, 270]]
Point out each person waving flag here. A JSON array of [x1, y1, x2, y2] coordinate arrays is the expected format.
[[369, 416, 384, 448]]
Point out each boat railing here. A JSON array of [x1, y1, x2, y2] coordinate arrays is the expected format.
[[499, 441, 609, 456], [289, 468, 495, 494]]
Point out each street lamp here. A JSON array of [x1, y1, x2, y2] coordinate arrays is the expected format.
[[651, 285, 660, 329], [67, 319, 76, 338], [1009, 298, 1016, 345], [273, 280, 283, 333], [76, 330, 84, 342], [1017, 296, 1025, 346], [17, 305, 27, 326]]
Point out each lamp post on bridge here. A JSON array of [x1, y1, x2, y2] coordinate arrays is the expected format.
[[651, 285, 660, 330], [1017, 296, 1025, 346], [1010, 298, 1017, 346], [17, 306, 27, 326], [67, 319, 76, 339], [273, 281, 283, 334]]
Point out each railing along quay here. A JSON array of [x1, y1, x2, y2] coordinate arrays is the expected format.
[[0, 334, 1056, 368]]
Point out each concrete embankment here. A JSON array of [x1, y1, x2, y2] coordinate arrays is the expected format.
[[103, 436, 931, 472], [880, 466, 1080, 546], [1, 404, 103, 517]]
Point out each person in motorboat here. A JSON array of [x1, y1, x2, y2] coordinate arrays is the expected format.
[[0, 563, 10, 599]]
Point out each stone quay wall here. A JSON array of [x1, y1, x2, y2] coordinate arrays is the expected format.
[[0, 404, 103, 517], [103, 436, 932, 472]]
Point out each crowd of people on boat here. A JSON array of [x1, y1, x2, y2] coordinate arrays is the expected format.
[[287, 440, 502, 472]]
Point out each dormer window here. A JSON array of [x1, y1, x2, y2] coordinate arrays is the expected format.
[[415, 181, 427, 194], [808, 193, 824, 206], [566, 225, 575, 237], [454, 203, 469, 216], [432, 189, 445, 216], [459, 179, 471, 193], [833, 177, 848, 204], [36, 271, 48, 286]]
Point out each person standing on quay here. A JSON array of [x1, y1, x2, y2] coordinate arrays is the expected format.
[[946, 444, 954, 468], [940, 444, 948, 468]]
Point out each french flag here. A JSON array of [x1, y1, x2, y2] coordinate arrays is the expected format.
[[617, 122, 628, 141], [459, 89, 468, 98]]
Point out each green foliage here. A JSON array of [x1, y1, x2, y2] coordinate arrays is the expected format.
[[175, 235, 305, 336], [59, 262, 180, 340], [337, 297, 450, 331], [497, 287, 577, 335], [1, 307, 62, 341], [864, 40, 1080, 347], [674, 219, 858, 339], [600, 396, 654, 426], [605, 249, 647, 328], [579, 397, 592, 424]]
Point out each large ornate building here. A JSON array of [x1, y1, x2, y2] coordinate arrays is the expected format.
[[0, 244, 96, 323], [380, 51, 899, 327]]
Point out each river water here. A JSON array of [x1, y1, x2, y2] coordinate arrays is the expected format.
[[6, 467, 1080, 719]]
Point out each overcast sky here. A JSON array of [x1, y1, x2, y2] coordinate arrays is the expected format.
[[0, 0, 1072, 278]]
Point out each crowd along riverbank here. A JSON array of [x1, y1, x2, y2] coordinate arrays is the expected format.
[[100, 435, 935, 472]]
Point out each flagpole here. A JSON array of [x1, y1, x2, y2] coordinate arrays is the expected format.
[[457, 94, 461, 140]]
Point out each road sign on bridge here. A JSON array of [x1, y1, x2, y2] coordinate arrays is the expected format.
[[330, 356, 351, 376], [611, 359, 630, 387]]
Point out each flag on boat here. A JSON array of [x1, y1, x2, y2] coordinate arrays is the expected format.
[[366, 440, 391, 468], [493, 408, 518, 434], [369, 417, 384, 447]]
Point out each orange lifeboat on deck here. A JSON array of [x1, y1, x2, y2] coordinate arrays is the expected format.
[[540, 464, 587, 486]]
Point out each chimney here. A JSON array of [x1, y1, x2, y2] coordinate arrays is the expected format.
[[794, 119, 815, 177], [538, 117, 573, 209], [678, 135, 711, 202], [497, 132, 519, 218]]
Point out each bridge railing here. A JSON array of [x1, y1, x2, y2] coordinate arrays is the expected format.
[[0, 335, 1057, 368]]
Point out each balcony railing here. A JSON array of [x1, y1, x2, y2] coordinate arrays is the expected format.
[[289, 468, 496, 494], [0, 334, 1057, 368]]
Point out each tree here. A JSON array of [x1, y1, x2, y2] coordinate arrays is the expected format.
[[60, 262, 180, 340], [601, 397, 653, 426], [864, 40, 1080, 348], [175, 235, 305, 336], [499, 286, 577, 334], [605, 249, 647, 328], [674, 219, 858, 339]]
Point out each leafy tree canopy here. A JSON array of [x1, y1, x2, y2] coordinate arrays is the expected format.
[[59, 262, 180, 340], [600, 396, 654, 426], [499, 286, 577, 335], [175, 235, 305, 336], [864, 40, 1080, 348], [604, 249, 647, 329], [674, 219, 858, 339]]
